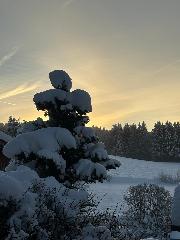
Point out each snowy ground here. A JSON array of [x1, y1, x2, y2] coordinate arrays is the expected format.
[[89, 156, 180, 214]]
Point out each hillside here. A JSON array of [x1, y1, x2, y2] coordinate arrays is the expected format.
[[90, 156, 180, 213]]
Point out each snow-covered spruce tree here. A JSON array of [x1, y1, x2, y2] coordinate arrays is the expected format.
[[1, 70, 120, 239], [4, 116, 21, 137], [31, 70, 120, 183]]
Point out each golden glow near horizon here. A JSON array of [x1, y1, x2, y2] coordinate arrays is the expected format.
[[1, 0, 180, 129]]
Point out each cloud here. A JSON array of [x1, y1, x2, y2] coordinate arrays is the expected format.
[[0, 82, 40, 101], [150, 58, 180, 77], [0, 100, 16, 106], [0, 47, 19, 67], [62, 0, 76, 9]]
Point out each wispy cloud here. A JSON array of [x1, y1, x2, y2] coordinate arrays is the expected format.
[[0, 47, 19, 67], [0, 82, 40, 102], [0, 100, 16, 106], [62, 0, 76, 9], [150, 58, 180, 76]]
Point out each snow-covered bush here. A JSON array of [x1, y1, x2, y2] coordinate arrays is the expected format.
[[0, 168, 114, 239], [0, 166, 38, 239], [0, 166, 101, 239], [119, 184, 172, 240]]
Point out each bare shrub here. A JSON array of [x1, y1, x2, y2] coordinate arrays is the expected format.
[[159, 170, 180, 184], [119, 184, 172, 240]]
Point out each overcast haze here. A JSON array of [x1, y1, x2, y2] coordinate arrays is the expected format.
[[1, 0, 180, 128]]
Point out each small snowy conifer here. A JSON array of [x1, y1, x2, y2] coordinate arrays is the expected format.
[[4, 70, 120, 183]]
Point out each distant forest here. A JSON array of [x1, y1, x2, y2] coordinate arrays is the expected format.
[[2, 117, 180, 162], [93, 121, 180, 162]]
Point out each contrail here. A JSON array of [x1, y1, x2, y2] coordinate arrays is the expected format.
[[0, 83, 39, 101], [0, 82, 40, 106], [0, 47, 19, 67], [0, 100, 16, 106]]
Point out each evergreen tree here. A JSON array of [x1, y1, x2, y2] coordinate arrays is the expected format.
[[5, 70, 120, 184], [5, 116, 21, 137], [136, 122, 151, 160], [173, 122, 180, 160], [128, 123, 138, 158], [108, 124, 123, 156], [121, 123, 131, 158], [164, 121, 176, 160], [152, 121, 164, 161]]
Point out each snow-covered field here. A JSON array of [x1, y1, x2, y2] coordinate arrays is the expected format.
[[89, 156, 180, 213]]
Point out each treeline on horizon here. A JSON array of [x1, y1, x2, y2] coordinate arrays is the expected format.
[[93, 121, 180, 162], [2, 117, 180, 162]]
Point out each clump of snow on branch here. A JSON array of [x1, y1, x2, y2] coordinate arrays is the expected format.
[[33, 89, 70, 110], [3, 127, 76, 159], [34, 89, 92, 114], [49, 70, 72, 91], [86, 143, 109, 160], [37, 149, 66, 173], [71, 89, 92, 113], [74, 159, 107, 181], [101, 157, 121, 169], [74, 126, 97, 146]]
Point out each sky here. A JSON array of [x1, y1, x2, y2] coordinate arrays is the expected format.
[[1, 0, 180, 129]]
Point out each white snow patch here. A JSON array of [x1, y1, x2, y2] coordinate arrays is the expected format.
[[90, 156, 180, 213], [170, 231, 180, 239]]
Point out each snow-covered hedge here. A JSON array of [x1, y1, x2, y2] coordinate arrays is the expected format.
[[0, 166, 116, 239]]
